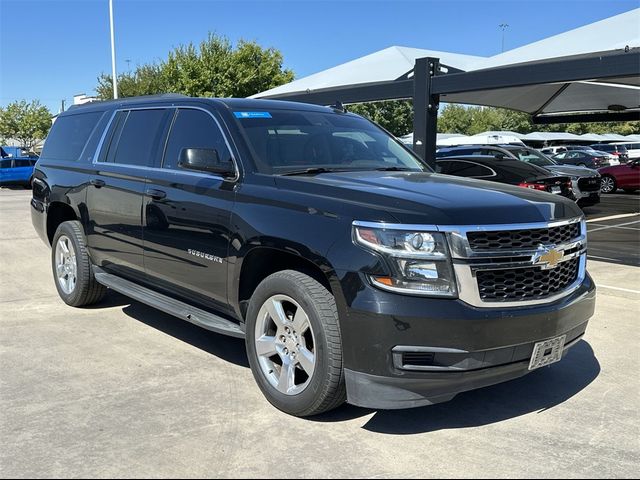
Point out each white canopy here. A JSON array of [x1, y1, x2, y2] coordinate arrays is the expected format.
[[254, 9, 640, 120], [252, 46, 485, 100]]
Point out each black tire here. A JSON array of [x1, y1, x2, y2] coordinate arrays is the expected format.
[[600, 175, 617, 194], [245, 270, 346, 417], [51, 220, 107, 307]]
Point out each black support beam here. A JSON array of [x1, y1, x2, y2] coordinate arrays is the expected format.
[[412, 57, 440, 167], [533, 110, 640, 124], [262, 79, 414, 106], [431, 49, 640, 95]]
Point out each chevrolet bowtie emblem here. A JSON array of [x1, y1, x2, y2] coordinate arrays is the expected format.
[[536, 248, 564, 269]]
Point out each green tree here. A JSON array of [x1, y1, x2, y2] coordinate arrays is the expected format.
[[347, 100, 414, 136], [0, 100, 52, 149], [96, 33, 294, 100]]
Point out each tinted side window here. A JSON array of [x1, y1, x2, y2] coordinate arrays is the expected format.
[[162, 109, 233, 170], [443, 160, 494, 178], [14, 159, 32, 167], [110, 109, 169, 167], [41, 111, 104, 161], [0, 159, 12, 168]]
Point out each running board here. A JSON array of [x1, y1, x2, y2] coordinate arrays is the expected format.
[[93, 267, 245, 338]]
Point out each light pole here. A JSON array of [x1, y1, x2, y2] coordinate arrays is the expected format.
[[109, 0, 118, 99], [499, 23, 509, 53]]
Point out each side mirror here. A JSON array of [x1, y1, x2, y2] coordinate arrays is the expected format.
[[178, 148, 235, 177]]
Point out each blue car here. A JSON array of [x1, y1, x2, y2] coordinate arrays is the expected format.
[[0, 147, 38, 187]]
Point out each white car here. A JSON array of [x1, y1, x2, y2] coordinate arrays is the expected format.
[[611, 142, 640, 160]]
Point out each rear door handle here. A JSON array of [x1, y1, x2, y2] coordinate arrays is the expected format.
[[146, 188, 167, 201], [90, 178, 105, 188]]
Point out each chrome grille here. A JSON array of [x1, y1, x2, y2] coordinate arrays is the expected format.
[[476, 257, 580, 302], [467, 222, 581, 250]]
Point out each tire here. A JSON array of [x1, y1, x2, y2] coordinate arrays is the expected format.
[[51, 220, 107, 307], [578, 163, 587, 167], [600, 175, 617, 194], [245, 270, 346, 417]]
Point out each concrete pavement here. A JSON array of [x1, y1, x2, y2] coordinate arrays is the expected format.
[[1, 188, 638, 478]]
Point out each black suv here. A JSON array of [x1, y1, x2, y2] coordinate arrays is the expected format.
[[31, 95, 596, 417]]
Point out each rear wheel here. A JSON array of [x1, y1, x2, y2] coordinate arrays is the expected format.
[[600, 175, 617, 194], [52, 220, 107, 306], [246, 270, 345, 417]]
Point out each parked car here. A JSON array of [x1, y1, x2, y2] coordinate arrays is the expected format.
[[590, 143, 629, 163], [540, 145, 595, 156], [0, 156, 37, 187], [435, 155, 575, 200], [437, 145, 600, 206], [610, 142, 640, 160], [552, 150, 611, 169], [31, 95, 595, 417], [598, 159, 640, 193]]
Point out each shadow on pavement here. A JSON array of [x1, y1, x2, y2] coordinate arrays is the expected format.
[[107, 293, 599, 435], [314, 341, 600, 434], [118, 295, 249, 368]]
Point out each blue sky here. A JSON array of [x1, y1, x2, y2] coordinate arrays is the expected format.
[[1, 0, 637, 113]]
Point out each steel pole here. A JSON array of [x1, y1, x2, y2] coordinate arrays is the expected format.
[[109, 0, 118, 99]]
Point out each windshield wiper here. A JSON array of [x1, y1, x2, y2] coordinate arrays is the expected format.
[[374, 166, 415, 171], [281, 167, 352, 176]]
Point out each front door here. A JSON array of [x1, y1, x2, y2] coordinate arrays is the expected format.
[[142, 107, 236, 311]]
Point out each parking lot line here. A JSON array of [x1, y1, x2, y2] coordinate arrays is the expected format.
[[587, 223, 640, 231], [596, 284, 640, 294], [585, 213, 639, 223], [586, 220, 640, 233]]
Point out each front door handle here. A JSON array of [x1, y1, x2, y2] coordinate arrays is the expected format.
[[146, 188, 167, 201], [90, 178, 105, 188]]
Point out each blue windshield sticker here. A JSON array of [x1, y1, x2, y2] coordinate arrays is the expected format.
[[234, 111, 272, 119]]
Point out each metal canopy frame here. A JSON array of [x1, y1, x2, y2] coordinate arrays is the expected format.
[[263, 49, 640, 167]]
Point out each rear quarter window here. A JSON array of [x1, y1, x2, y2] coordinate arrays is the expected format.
[[41, 111, 105, 161]]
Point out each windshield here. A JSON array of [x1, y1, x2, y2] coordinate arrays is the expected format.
[[233, 109, 428, 174], [509, 148, 557, 167]]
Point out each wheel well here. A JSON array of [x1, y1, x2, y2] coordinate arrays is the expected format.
[[238, 248, 332, 317], [47, 202, 77, 244]]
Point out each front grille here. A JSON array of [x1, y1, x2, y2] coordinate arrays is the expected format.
[[476, 257, 580, 302], [578, 177, 601, 192], [467, 222, 580, 250]]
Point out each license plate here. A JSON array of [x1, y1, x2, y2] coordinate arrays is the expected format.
[[529, 335, 566, 370], [551, 186, 562, 194]]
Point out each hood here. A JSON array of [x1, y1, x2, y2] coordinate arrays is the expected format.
[[545, 164, 599, 177], [275, 171, 582, 226]]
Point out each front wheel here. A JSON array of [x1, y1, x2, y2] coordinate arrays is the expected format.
[[600, 175, 617, 194], [245, 270, 346, 417]]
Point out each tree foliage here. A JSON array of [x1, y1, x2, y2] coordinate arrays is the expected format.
[[349, 101, 639, 137], [347, 100, 414, 136], [96, 33, 294, 99], [0, 100, 52, 149]]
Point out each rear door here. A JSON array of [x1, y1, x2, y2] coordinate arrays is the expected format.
[[0, 159, 12, 183], [142, 106, 237, 311], [86, 107, 172, 281]]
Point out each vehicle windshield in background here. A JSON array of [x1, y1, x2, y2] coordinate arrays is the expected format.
[[509, 148, 557, 167], [233, 109, 428, 174]]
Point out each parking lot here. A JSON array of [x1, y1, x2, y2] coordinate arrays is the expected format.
[[0, 188, 638, 478]]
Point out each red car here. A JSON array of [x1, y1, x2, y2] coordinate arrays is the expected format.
[[599, 160, 640, 193]]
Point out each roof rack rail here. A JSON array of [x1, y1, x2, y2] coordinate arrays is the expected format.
[[68, 93, 191, 110]]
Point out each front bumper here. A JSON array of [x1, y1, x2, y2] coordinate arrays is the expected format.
[[337, 271, 596, 410]]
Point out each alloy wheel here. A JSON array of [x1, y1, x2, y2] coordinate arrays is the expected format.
[[55, 235, 77, 294], [254, 294, 316, 395]]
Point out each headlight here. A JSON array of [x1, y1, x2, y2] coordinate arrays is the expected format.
[[353, 222, 457, 297]]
